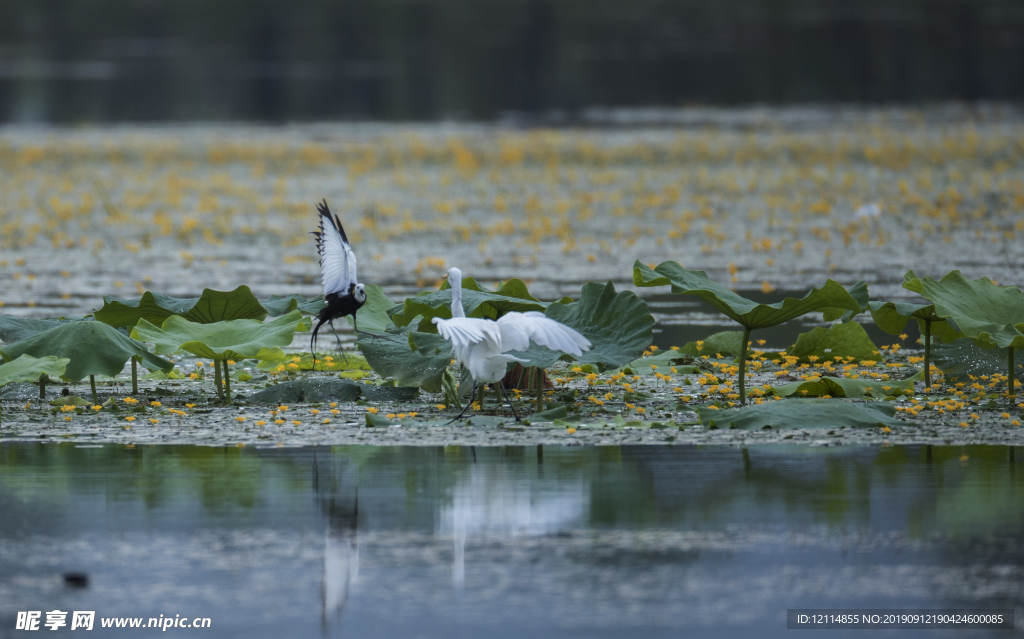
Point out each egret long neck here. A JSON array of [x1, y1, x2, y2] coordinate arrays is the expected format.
[[450, 271, 466, 318]]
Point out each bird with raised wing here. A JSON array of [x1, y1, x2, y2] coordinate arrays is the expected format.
[[433, 267, 591, 420], [311, 200, 366, 364]]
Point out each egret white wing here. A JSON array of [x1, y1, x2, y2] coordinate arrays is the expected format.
[[497, 312, 591, 356], [314, 200, 356, 296], [433, 317, 501, 349]]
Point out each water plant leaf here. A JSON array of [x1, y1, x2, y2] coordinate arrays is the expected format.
[[788, 321, 882, 363], [256, 351, 370, 373], [131, 310, 306, 362], [909, 270, 1024, 350], [390, 278, 547, 332], [697, 399, 901, 430], [0, 316, 92, 343], [510, 281, 654, 371], [835, 280, 871, 323], [770, 375, 914, 398], [0, 354, 69, 387], [359, 327, 453, 393], [633, 261, 862, 330], [261, 294, 326, 317], [0, 322, 173, 381], [931, 339, 1024, 384], [94, 286, 268, 329], [868, 301, 962, 343], [246, 378, 363, 404], [345, 285, 400, 333], [677, 331, 745, 358], [618, 350, 703, 375]]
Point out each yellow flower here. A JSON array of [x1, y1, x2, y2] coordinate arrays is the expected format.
[[880, 426, 892, 433], [366, 407, 379, 414], [150, 401, 161, 407], [185, 404, 196, 409], [149, 418, 158, 425], [256, 420, 267, 426], [635, 407, 646, 414], [386, 413, 396, 419], [236, 416, 246, 422], [63, 415, 72, 421], [278, 405, 289, 411], [124, 416, 136, 422], [329, 402, 338, 408], [435, 404, 446, 410], [291, 420, 302, 426], [274, 419, 285, 425], [310, 409, 320, 415], [196, 362, 204, 367], [331, 409, 340, 415], [91, 405, 102, 411], [566, 428, 577, 434]]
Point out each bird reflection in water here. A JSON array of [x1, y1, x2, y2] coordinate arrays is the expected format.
[[314, 455, 360, 631]]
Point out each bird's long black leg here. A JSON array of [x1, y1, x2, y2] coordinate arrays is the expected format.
[[498, 381, 520, 422], [329, 320, 350, 365], [448, 382, 476, 424]]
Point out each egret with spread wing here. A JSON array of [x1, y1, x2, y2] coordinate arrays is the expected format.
[[311, 200, 366, 364], [433, 267, 590, 420]]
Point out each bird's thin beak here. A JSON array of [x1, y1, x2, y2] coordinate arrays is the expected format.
[[442, 274, 449, 280]]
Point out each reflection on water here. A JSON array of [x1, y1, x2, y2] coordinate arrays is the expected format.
[[1, 443, 1022, 638]]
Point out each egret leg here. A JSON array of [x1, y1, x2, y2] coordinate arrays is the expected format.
[[329, 320, 350, 365], [498, 381, 520, 422], [448, 382, 477, 423]]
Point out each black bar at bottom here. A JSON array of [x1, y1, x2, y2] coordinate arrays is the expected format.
[[787, 609, 1013, 629]]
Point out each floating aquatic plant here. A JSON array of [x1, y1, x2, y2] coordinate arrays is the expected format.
[[94, 285, 268, 329], [0, 355, 69, 424], [634, 261, 861, 404], [697, 398, 902, 430], [131, 310, 308, 402], [0, 322, 172, 403]]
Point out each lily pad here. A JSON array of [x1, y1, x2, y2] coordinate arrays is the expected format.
[[132, 309, 306, 362], [836, 280, 871, 323], [256, 350, 370, 372], [345, 285, 401, 333], [787, 321, 882, 363], [771, 375, 914, 398], [0, 315, 91, 343], [0, 354, 69, 387], [94, 286, 268, 329], [697, 399, 901, 430], [633, 261, 862, 329], [868, 300, 962, 344], [510, 281, 654, 371], [0, 322, 172, 382], [678, 330, 745, 358], [359, 328, 453, 393], [619, 351, 703, 375], [262, 294, 326, 317], [527, 405, 569, 422], [247, 379, 362, 404]]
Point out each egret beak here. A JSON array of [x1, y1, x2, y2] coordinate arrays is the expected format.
[[442, 274, 449, 280]]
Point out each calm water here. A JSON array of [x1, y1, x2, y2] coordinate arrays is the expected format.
[[1, 443, 1022, 638]]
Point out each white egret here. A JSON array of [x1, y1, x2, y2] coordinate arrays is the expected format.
[[433, 267, 591, 420], [310, 200, 366, 365]]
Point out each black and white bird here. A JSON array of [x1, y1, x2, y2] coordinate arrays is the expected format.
[[311, 200, 366, 362], [433, 267, 591, 420]]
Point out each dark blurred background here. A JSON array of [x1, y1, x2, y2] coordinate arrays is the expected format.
[[0, 0, 1020, 123]]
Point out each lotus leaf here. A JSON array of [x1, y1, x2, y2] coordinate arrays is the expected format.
[[390, 278, 548, 332], [0, 315, 91, 343], [94, 285, 268, 328], [770, 375, 914, 398], [931, 339, 1024, 384], [678, 330, 745, 358], [0, 322, 172, 382], [697, 398, 902, 430], [132, 310, 305, 362], [909, 270, 1024, 398], [836, 280, 871, 323], [261, 294, 326, 317], [509, 281, 654, 371], [256, 351, 370, 372], [359, 327, 453, 393], [634, 260, 861, 403], [787, 321, 881, 363], [345, 285, 400, 333], [869, 298, 962, 389], [0, 354, 69, 387], [246, 379, 363, 404]]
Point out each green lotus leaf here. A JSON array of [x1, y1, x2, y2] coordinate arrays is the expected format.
[[131, 310, 306, 361], [0, 354, 69, 386], [509, 281, 655, 371], [909, 270, 1024, 350], [633, 261, 862, 329], [345, 285, 401, 333], [390, 277, 547, 332], [868, 301, 963, 343], [0, 315, 91, 343], [262, 294, 326, 317], [94, 286, 268, 329], [678, 330, 746, 358], [697, 398, 902, 430], [256, 350, 370, 372], [618, 350, 703, 375], [770, 375, 914, 398], [358, 327, 453, 393], [930, 339, 1024, 384], [787, 321, 882, 363], [834, 280, 871, 323], [0, 322, 172, 382]]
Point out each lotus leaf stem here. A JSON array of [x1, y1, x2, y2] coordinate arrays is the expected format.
[[923, 321, 931, 390], [738, 327, 751, 404], [476, 384, 485, 409], [223, 360, 231, 400], [39, 374, 47, 400], [131, 357, 138, 395], [1010, 347, 1016, 403], [535, 367, 545, 413], [213, 360, 225, 402], [90, 375, 98, 404]]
